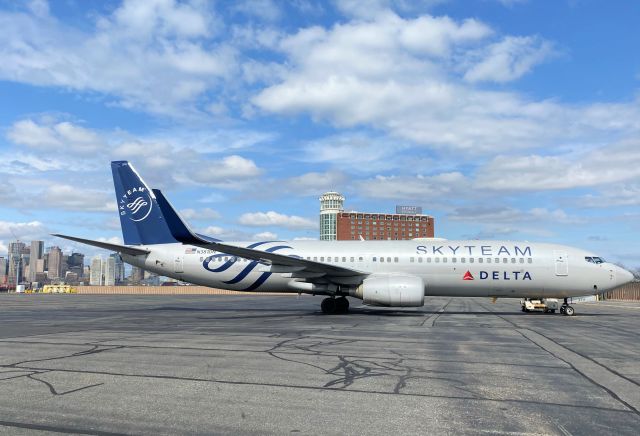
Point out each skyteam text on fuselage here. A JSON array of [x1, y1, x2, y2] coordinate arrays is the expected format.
[[54, 161, 635, 315]]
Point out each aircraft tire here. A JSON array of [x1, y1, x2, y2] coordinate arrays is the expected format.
[[560, 306, 566, 314], [336, 297, 349, 314], [565, 306, 575, 316], [321, 297, 337, 314]]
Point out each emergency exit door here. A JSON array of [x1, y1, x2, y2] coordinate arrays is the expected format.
[[554, 251, 568, 276]]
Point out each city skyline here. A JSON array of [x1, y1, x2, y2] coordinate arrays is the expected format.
[[0, 1, 638, 270]]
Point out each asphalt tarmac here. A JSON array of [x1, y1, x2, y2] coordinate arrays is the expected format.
[[0, 294, 639, 435]]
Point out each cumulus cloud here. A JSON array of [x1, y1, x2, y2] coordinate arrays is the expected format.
[[8, 119, 104, 154], [0, 0, 233, 117], [238, 211, 317, 229], [252, 231, 278, 240], [448, 206, 582, 225]]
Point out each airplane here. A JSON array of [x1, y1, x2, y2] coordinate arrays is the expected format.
[[55, 161, 635, 316]]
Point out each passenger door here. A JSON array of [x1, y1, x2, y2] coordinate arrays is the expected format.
[[174, 255, 184, 274]]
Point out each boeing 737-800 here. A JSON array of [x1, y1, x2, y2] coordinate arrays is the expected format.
[[55, 161, 634, 315]]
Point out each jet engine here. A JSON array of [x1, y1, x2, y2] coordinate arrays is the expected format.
[[351, 274, 425, 307]]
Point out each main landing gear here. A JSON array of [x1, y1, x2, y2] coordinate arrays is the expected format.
[[560, 298, 575, 316], [320, 297, 350, 314]]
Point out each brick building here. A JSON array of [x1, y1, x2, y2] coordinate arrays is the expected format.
[[336, 211, 434, 240]]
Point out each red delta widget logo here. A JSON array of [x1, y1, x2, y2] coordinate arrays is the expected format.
[[463, 271, 532, 281]]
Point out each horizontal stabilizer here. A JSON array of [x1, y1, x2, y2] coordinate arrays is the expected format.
[[52, 234, 150, 256]]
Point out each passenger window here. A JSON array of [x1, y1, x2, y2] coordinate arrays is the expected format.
[[313, 257, 317, 261], [334, 257, 339, 262], [387, 257, 391, 263], [442, 258, 447, 263], [373, 257, 377, 262], [461, 258, 466, 263], [342, 257, 346, 262], [350, 257, 355, 262], [452, 258, 457, 263], [519, 258, 524, 264], [394, 257, 399, 263], [478, 258, 483, 263], [418, 257, 423, 263], [469, 258, 474, 263], [503, 258, 508, 263], [435, 257, 440, 263], [511, 258, 516, 263], [380, 257, 384, 263], [358, 257, 363, 261], [320, 257, 324, 262], [410, 257, 415, 263], [495, 257, 500, 263], [527, 258, 532, 264], [486, 258, 491, 264], [427, 258, 432, 263]]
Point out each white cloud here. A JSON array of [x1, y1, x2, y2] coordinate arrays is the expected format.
[[179, 208, 222, 221], [8, 119, 104, 154], [0, 221, 48, 240], [38, 184, 116, 213], [448, 206, 582, 225], [356, 172, 468, 200], [252, 231, 278, 240], [476, 138, 640, 191], [283, 171, 349, 196], [238, 211, 317, 229], [189, 155, 262, 185], [0, 1, 233, 117], [233, 0, 282, 22], [463, 36, 555, 83]]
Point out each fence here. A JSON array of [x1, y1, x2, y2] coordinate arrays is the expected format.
[[604, 282, 640, 301], [74, 286, 290, 295]]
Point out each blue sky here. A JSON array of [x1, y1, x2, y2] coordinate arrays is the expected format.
[[0, 0, 639, 269]]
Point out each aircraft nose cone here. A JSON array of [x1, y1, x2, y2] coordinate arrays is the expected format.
[[617, 266, 635, 287]]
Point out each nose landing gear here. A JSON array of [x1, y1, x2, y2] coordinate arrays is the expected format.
[[320, 296, 350, 314], [560, 298, 575, 316]]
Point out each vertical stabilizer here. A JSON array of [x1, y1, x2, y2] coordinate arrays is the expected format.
[[111, 161, 177, 245]]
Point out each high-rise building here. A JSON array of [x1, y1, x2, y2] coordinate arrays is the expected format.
[[129, 266, 144, 285], [47, 246, 63, 280], [319, 192, 345, 241], [90, 256, 103, 285], [0, 257, 7, 283], [103, 256, 116, 286], [7, 241, 26, 285], [110, 253, 125, 284], [67, 252, 85, 278], [29, 240, 44, 282]]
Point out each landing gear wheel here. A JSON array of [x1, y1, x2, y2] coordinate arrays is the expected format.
[[560, 306, 566, 314], [335, 297, 350, 314], [564, 305, 575, 316], [321, 298, 337, 314]]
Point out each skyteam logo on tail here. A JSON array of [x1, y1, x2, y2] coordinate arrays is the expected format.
[[119, 186, 153, 222]]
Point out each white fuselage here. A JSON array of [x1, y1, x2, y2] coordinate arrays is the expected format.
[[120, 239, 631, 298]]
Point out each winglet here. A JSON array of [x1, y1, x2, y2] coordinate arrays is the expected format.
[[152, 189, 204, 245]]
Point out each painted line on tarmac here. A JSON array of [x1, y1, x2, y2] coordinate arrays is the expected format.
[[519, 328, 640, 416]]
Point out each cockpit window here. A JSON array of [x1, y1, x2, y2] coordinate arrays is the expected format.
[[585, 256, 605, 264]]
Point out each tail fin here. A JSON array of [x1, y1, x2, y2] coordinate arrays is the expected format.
[[111, 161, 177, 245]]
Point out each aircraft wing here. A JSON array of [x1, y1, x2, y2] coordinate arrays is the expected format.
[[52, 234, 150, 256], [153, 189, 366, 280]]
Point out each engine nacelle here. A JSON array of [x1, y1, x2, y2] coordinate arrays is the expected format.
[[351, 274, 425, 307]]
